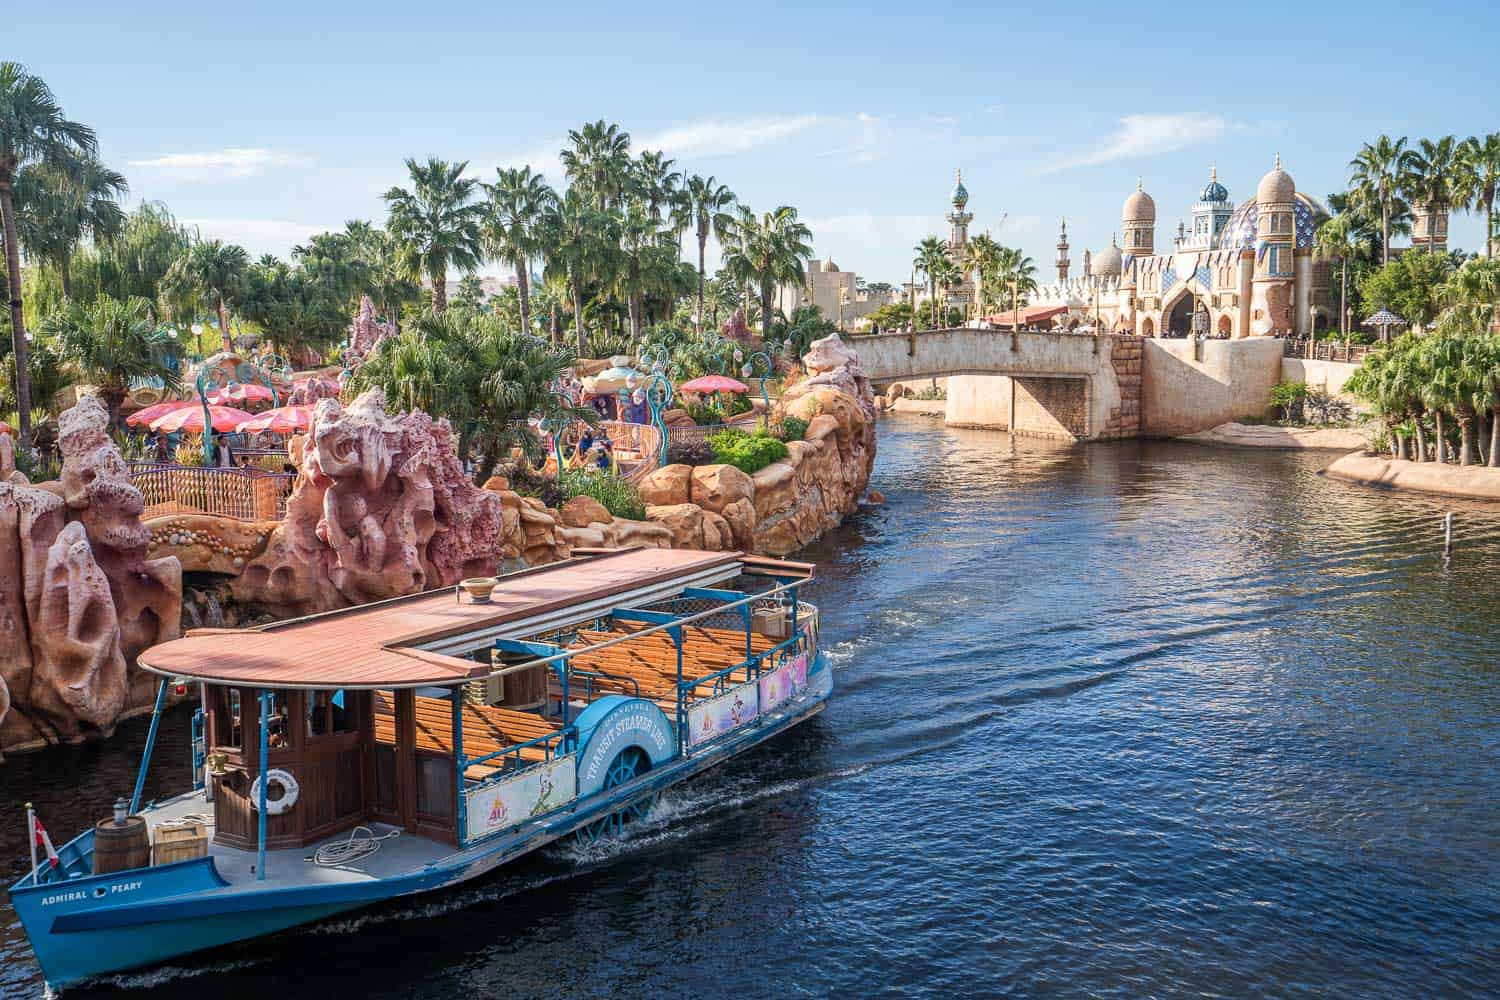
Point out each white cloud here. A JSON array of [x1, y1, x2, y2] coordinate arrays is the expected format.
[[637, 114, 822, 159], [183, 217, 331, 256], [128, 147, 313, 180], [1038, 113, 1255, 174]]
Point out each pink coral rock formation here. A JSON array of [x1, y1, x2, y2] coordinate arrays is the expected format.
[[287, 376, 340, 406], [344, 295, 396, 367], [235, 390, 505, 616], [0, 395, 184, 755]]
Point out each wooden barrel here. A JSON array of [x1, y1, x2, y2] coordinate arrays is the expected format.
[[501, 664, 549, 710], [94, 815, 150, 874]]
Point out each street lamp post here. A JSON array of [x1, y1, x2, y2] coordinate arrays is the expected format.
[[742, 348, 775, 429]]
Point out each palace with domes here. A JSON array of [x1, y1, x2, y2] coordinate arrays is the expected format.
[[1033, 157, 1336, 339]]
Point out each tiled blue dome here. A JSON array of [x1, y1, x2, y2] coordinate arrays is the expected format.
[[1200, 177, 1229, 203], [1216, 194, 1329, 250]]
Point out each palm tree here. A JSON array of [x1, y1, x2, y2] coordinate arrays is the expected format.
[[1315, 215, 1369, 350], [164, 239, 249, 354], [683, 175, 736, 333], [963, 233, 1002, 320], [16, 155, 127, 299], [543, 188, 615, 355], [481, 165, 556, 338], [44, 295, 180, 427], [633, 150, 680, 225], [1349, 136, 1411, 265], [0, 62, 96, 443], [724, 206, 814, 341], [1460, 134, 1500, 259], [383, 158, 483, 314], [1403, 136, 1467, 256], [560, 120, 631, 208], [997, 246, 1038, 320], [912, 237, 949, 328]]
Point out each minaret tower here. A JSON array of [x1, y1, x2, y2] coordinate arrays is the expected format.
[[1122, 177, 1156, 257], [1055, 218, 1071, 282], [947, 169, 972, 252], [1251, 153, 1297, 336]]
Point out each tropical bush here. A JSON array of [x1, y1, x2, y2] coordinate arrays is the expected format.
[[777, 416, 808, 442], [707, 429, 787, 474], [1269, 380, 1309, 422], [558, 469, 646, 521], [351, 310, 592, 483]]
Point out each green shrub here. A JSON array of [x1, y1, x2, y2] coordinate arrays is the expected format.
[[777, 416, 809, 442], [558, 469, 646, 521], [1269, 380, 1308, 422], [707, 429, 788, 474]]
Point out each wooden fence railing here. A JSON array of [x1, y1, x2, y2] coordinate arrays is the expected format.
[[130, 463, 296, 521]]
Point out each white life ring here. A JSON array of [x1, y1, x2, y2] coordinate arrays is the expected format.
[[249, 768, 299, 815]]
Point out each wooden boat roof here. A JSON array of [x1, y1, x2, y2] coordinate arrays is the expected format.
[[139, 548, 749, 690]]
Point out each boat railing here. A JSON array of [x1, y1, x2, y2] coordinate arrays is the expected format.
[[462, 724, 576, 779], [568, 667, 641, 701]]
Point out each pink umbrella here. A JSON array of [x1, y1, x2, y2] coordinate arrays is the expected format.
[[151, 405, 255, 434], [238, 405, 314, 435], [0, 420, 12, 436], [126, 399, 195, 428], [678, 374, 749, 394], [209, 382, 275, 405]]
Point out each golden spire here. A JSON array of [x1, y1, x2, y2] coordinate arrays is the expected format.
[[956, 168, 962, 183], [1210, 164, 1217, 181]]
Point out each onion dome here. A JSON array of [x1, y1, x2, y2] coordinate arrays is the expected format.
[[951, 169, 969, 208], [1091, 236, 1123, 277], [1200, 165, 1229, 204], [1123, 178, 1156, 223], [1257, 153, 1295, 204]]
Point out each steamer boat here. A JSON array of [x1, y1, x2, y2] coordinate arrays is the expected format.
[[9, 547, 831, 991]]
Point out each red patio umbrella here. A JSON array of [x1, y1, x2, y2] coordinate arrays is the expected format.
[[209, 382, 276, 405], [678, 374, 749, 394], [126, 399, 195, 428], [238, 405, 314, 435], [150, 404, 255, 434], [0, 420, 12, 436]]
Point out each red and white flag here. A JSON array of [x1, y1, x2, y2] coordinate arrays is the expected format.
[[32, 812, 60, 869]]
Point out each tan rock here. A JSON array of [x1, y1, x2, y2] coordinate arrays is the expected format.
[[146, 514, 276, 575], [750, 461, 797, 521], [609, 519, 676, 549], [646, 502, 705, 548], [482, 474, 510, 492], [560, 495, 613, 527], [558, 525, 607, 548], [700, 509, 734, 551], [640, 464, 692, 506], [867, 489, 886, 504], [718, 497, 757, 549], [689, 463, 753, 514]]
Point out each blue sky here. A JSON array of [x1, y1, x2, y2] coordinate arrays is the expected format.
[[14, 1, 1500, 285]]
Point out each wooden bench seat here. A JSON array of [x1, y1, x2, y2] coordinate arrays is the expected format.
[[373, 693, 563, 773]]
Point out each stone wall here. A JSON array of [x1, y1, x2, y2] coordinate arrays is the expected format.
[[1280, 357, 1361, 404], [1139, 337, 1285, 437]]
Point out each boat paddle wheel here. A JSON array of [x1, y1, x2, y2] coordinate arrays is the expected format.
[[577, 747, 655, 843]]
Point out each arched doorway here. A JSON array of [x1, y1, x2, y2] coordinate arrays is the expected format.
[[1141, 317, 1155, 337], [1164, 294, 1210, 338], [1216, 314, 1232, 338], [1313, 312, 1329, 335]]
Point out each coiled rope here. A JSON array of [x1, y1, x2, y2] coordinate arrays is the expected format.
[[307, 826, 401, 867]]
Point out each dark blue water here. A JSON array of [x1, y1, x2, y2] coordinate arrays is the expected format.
[[5, 416, 1500, 997]]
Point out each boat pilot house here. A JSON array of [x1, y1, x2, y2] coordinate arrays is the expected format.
[[10, 547, 832, 991]]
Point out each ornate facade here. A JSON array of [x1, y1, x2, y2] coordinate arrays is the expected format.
[[1032, 158, 1334, 339]]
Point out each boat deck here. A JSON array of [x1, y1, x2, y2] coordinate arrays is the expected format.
[[143, 792, 450, 890]]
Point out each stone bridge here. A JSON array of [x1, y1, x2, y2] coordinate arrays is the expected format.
[[848, 328, 1142, 441]]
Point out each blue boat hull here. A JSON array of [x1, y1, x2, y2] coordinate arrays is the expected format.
[[11, 652, 832, 991]]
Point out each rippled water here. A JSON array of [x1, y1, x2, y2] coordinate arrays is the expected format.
[[5, 416, 1500, 997]]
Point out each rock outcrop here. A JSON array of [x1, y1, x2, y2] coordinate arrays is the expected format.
[[234, 390, 505, 616], [343, 295, 395, 367], [0, 396, 183, 756]]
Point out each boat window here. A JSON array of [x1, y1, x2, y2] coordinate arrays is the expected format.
[[219, 688, 243, 748], [307, 689, 352, 738], [265, 691, 292, 751]]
